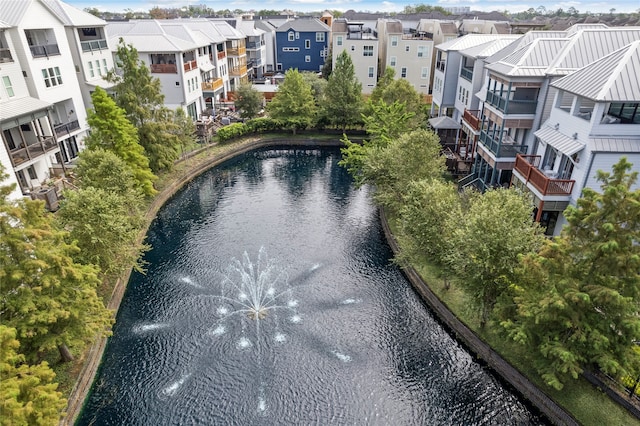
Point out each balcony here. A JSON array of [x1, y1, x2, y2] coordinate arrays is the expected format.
[[81, 39, 108, 52], [30, 43, 60, 58], [183, 59, 197, 72], [246, 41, 264, 50], [436, 60, 446, 72], [227, 46, 246, 56], [150, 63, 177, 74], [9, 136, 57, 167], [229, 65, 247, 77], [479, 130, 527, 158], [485, 91, 537, 115], [202, 78, 223, 91], [460, 67, 473, 81], [514, 154, 575, 196], [0, 47, 13, 63], [217, 51, 226, 60], [53, 120, 80, 138], [463, 109, 481, 131]]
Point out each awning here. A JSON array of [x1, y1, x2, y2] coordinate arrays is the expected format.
[[0, 97, 52, 130], [199, 62, 215, 73], [428, 115, 461, 130], [534, 125, 585, 156]]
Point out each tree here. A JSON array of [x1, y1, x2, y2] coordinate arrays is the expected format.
[[323, 50, 363, 131], [0, 165, 112, 362], [86, 87, 157, 196], [74, 148, 144, 198], [234, 83, 264, 119], [369, 66, 395, 105], [366, 67, 425, 127], [451, 188, 544, 327], [106, 39, 182, 172], [267, 69, 317, 134], [500, 158, 640, 389], [301, 71, 327, 103], [0, 326, 67, 425], [173, 107, 198, 154]]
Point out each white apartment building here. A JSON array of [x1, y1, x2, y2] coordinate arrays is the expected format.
[[376, 19, 434, 95], [237, 20, 267, 80], [0, 0, 113, 202], [331, 19, 378, 93]]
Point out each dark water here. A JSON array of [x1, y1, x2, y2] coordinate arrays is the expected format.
[[78, 147, 546, 425]]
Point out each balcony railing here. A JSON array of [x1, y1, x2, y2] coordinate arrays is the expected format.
[[485, 91, 537, 115], [436, 60, 446, 72], [53, 120, 80, 138], [201, 78, 223, 91], [183, 59, 197, 72], [463, 109, 481, 131], [81, 39, 108, 52], [217, 51, 226, 60], [227, 46, 246, 56], [460, 67, 473, 81], [9, 136, 57, 167], [150, 63, 177, 74], [479, 130, 528, 158], [246, 41, 264, 49], [514, 154, 575, 196], [0, 47, 13, 63], [30, 43, 60, 58], [229, 65, 247, 77]]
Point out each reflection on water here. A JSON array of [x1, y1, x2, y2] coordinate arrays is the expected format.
[[78, 147, 547, 426]]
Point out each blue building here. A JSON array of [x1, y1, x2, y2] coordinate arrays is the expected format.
[[275, 18, 330, 72]]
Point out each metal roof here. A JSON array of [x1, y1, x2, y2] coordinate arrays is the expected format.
[[460, 36, 520, 59], [436, 34, 516, 52], [0, 0, 105, 27], [551, 40, 640, 102], [0, 96, 52, 123], [429, 116, 461, 129], [534, 125, 585, 156], [276, 18, 330, 33], [486, 38, 569, 77], [237, 20, 266, 37], [590, 137, 640, 153], [0, 0, 31, 26]]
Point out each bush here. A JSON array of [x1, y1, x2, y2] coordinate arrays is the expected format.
[[216, 123, 247, 142]]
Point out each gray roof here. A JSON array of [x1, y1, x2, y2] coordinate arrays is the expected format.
[[565, 23, 609, 36], [276, 18, 330, 33], [237, 20, 266, 37], [0, 0, 105, 27], [486, 38, 570, 77], [436, 34, 515, 52], [0, 96, 52, 122], [590, 137, 640, 153], [429, 115, 461, 130], [551, 40, 640, 102], [460, 36, 520, 59], [534, 124, 585, 156]]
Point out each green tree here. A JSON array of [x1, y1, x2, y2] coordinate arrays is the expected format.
[[0, 326, 67, 425], [323, 50, 363, 131], [369, 66, 395, 105], [0, 166, 112, 362], [74, 148, 144, 198], [267, 69, 317, 134], [86, 87, 157, 196], [452, 188, 544, 327], [234, 83, 264, 119], [301, 71, 327, 103], [173, 107, 198, 154], [106, 39, 181, 172], [500, 158, 640, 389]]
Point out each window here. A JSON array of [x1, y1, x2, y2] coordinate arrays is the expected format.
[[405, 45, 410, 52], [368, 66, 374, 78], [277, 63, 282, 71], [95, 60, 102, 76], [288, 32, 295, 41], [390, 56, 396, 67], [282, 47, 299, 52], [418, 46, 428, 58], [401, 67, 407, 78], [26, 165, 37, 180], [316, 32, 325, 42], [2, 76, 14, 97], [336, 36, 343, 46], [305, 55, 311, 63], [102, 58, 108, 74], [295, 32, 299, 39], [350, 45, 355, 51], [391, 36, 398, 47], [305, 40, 310, 49], [88, 61, 94, 77], [42, 66, 62, 87], [363, 45, 373, 57], [421, 67, 428, 79]]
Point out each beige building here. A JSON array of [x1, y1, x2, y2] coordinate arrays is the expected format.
[[331, 19, 378, 94]]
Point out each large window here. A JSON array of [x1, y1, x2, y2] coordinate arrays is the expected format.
[[606, 102, 640, 124], [316, 32, 325, 42], [42, 66, 62, 87], [417, 46, 428, 58], [421, 67, 428, 79], [336, 36, 343, 46], [391, 36, 398, 47], [2, 76, 14, 97], [88, 61, 94, 77], [363, 45, 373, 57], [390, 56, 396, 66]]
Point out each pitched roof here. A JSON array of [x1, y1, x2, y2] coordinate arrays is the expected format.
[[436, 34, 515, 52], [459, 36, 520, 59], [551, 40, 640, 102], [486, 38, 570, 77], [0, 96, 52, 123], [0, 0, 105, 27], [429, 115, 461, 129], [276, 17, 330, 33], [106, 21, 201, 52]]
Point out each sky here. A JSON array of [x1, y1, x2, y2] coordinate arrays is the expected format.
[[65, 0, 639, 15]]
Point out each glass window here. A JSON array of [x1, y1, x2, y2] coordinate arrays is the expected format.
[[401, 67, 407, 78], [305, 40, 310, 49], [102, 58, 108, 74], [421, 67, 428, 79], [2, 76, 14, 97], [88, 61, 94, 77], [27, 165, 37, 180], [363, 45, 373, 57], [95, 60, 102, 76], [288, 32, 294, 41], [418, 46, 428, 58], [391, 36, 398, 47], [368, 66, 374, 78], [336, 36, 343, 46], [405, 45, 410, 52], [305, 55, 311, 63], [390, 56, 396, 67], [42, 66, 62, 88], [316, 32, 325, 42]]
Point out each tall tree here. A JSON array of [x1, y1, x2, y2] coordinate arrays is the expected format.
[[452, 188, 544, 327], [500, 158, 640, 389], [86, 87, 157, 196], [106, 39, 181, 171], [173, 107, 198, 154], [267, 69, 317, 134], [0, 166, 112, 362], [0, 326, 67, 425], [323, 50, 363, 131], [74, 148, 144, 198], [234, 83, 264, 119]]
